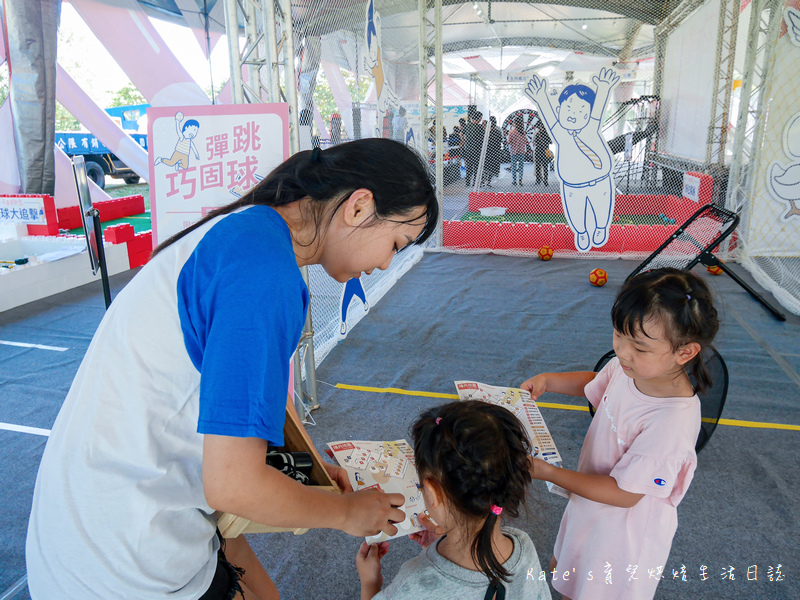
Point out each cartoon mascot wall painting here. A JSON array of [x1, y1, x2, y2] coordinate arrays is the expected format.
[[525, 68, 620, 252]]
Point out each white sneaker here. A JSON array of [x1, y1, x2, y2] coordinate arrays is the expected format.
[[575, 232, 590, 252], [593, 227, 608, 246]]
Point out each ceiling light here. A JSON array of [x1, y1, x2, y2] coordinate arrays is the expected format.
[[477, 9, 482, 14], [473, 2, 478, 8], [582, 24, 588, 30]]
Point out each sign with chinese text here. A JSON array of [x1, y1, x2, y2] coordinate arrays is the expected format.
[[147, 104, 289, 246], [56, 132, 148, 155], [682, 173, 701, 203], [0, 195, 48, 225]]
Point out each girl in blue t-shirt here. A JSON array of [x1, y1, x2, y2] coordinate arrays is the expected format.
[[26, 139, 439, 600], [356, 401, 551, 600]]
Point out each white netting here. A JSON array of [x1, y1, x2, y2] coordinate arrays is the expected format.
[[425, 2, 715, 261], [287, 0, 800, 354], [291, 0, 426, 364], [308, 248, 424, 366], [729, 3, 800, 316]]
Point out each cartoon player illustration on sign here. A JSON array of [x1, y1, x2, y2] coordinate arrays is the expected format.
[[338, 276, 369, 337], [154, 112, 200, 171], [364, 0, 398, 119], [786, 6, 800, 47], [525, 68, 620, 252], [766, 111, 800, 221]]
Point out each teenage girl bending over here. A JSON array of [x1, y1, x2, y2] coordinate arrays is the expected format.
[[356, 400, 552, 600], [522, 268, 719, 600], [27, 139, 438, 600]]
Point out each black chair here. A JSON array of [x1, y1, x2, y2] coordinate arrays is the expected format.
[[629, 203, 786, 321], [588, 346, 729, 453]]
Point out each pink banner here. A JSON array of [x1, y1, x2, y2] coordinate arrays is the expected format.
[[464, 55, 496, 74], [56, 64, 149, 180], [504, 53, 535, 73], [314, 105, 329, 140], [427, 65, 471, 104], [69, 0, 209, 107]]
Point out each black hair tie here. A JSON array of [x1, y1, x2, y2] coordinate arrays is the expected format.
[[311, 147, 321, 163]]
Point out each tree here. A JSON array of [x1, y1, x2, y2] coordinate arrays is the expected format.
[[312, 68, 373, 138], [108, 83, 146, 107], [56, 102, 81, 132], [0, 65, 8, 105], [205, 79, 228, 103]]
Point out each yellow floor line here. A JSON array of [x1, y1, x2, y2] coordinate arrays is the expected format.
[[334, 383, 800, 431]]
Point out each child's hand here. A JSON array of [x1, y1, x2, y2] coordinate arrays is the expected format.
[[356, 541, 389, 599], [342, 489, 406, 538], [529, 457, 553, 481], [409, 512, 443, 549], [520, 374, 547, 400]]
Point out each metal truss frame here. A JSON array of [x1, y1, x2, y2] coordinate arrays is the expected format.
[[726, 0, 783, 214], [652, 0, 740, 202], [222, 0, 318, 419], [419, 0, 444, 247], [705, 0, 740, 167]]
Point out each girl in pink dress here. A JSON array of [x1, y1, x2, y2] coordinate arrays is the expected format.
[[521, 268, 719, 600]]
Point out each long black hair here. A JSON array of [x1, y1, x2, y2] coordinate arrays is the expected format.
[[152, 138, 438, 256], [412, 401, 532, 587], [612, 268, 719, 393]]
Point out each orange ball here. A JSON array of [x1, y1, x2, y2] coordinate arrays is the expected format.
[[538, 246, 554, 261], [589, 268, 608, 287], [706, 265, 723, 276]]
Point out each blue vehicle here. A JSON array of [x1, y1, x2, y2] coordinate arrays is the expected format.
[[103, 104, 149, 132], [56, 104, 149, 189]]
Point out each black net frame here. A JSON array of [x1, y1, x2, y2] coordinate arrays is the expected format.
[[628, 203, 739, 280], [626, 203, 786, 320]]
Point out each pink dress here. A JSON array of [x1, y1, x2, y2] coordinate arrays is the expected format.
[[552, 358, 700, 600]]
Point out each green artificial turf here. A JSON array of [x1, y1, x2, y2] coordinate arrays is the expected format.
[[460, 212, 670, 225], [68, 182, 152, 235]]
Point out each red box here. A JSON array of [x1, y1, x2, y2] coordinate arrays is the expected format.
[[126, 231, 153, 268], [57, 205, 83, 230], [551, 223, 573, 250], [104, 223, 135, 244]]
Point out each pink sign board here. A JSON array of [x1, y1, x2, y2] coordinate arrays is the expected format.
[[148, 104, 290, 246]]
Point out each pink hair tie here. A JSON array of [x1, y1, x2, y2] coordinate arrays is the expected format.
[[435, 417, 442, 425], [490, 505, 503, 516]]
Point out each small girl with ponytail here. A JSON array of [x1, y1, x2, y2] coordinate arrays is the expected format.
[[522, 267, 720, 600], [356, 400, 552, 600]]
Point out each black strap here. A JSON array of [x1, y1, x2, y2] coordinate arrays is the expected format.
[[483, 581, 506, 600]]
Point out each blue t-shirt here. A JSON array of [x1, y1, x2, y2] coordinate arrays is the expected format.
[[178, 205, 308, 444]]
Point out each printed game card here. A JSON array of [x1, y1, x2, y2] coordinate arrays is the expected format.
[[327, 439, 428, 542], [454, 381, 569, 498]]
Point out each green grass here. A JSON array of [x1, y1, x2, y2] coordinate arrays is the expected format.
[[105, 182, 150, 211], [460, 212, 670, 225], [68, 182, 152, 235]]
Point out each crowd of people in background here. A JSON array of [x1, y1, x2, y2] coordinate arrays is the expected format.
[[309, 105, 553, 188], [428, 108, 553, 188]]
